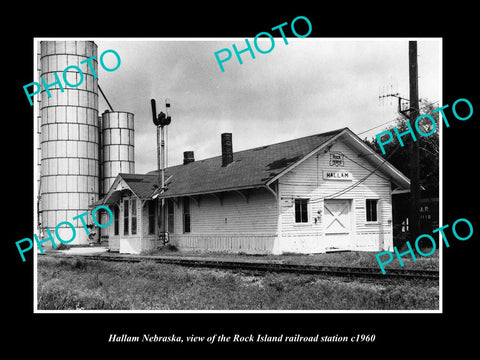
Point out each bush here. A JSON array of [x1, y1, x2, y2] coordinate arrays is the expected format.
[[165, 244, 178, 252], [393, 231, 409, 250], [72, 258, 87, 270], [55, 243, 70, 251], [141, 244, 178, 255]]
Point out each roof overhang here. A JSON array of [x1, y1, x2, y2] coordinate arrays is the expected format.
[[266, 128, 411, 190], [102, 175, 139, 205], [392, 188, 410, 195], [341, 128, 410, 189], [159, 184, 267, 199], [266, 129, 347, 186]]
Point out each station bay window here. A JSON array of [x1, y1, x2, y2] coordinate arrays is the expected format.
[[112, 205, 119, 235], [123, 200, 129, 235], [131, 199, 137, 235], [123, 198, 138, 235]]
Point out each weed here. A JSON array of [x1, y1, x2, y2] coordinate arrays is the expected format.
[[37, 257, 439, 310], [141, 244, 179, 256], [55, 243, 71, 251], [72, 258, 87, 270]]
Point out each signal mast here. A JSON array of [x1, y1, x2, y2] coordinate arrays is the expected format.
[[150, 98, 171, 245]]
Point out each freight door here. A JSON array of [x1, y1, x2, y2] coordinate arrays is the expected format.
[[323, 199, 352, 251]]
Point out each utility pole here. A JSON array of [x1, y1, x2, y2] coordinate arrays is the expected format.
[[378, 41, 421, 239], [409, 40, 420, 241]]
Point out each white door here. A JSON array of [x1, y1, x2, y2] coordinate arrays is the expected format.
[[323, 199, 352, 251]]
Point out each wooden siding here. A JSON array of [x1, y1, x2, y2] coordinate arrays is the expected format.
[[278, 140, 393, 252], [120, 235, 157, 254], [171, 234, 276, 254], [169, 188, 278, 252], [106, 193, 146, 253], [180, 188, 277, 235], [109, 139, 395, 254]]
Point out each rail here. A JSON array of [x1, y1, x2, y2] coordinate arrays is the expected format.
[[41, 253, 439, 280]]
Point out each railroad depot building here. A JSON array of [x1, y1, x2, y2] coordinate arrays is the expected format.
[[35, 41, 410, 254], [100, 127, 410, 254]]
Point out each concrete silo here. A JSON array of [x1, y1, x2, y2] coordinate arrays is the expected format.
[[38, 41, 99, 245], [100, 111, 135, 196]]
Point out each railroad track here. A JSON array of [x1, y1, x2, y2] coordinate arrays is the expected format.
[[42, 253, 439, 280]]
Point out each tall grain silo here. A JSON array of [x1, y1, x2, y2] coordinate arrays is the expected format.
[[100, 111, 135, 196], [36, 50, 42, 232], [38, 40, 99, 245]]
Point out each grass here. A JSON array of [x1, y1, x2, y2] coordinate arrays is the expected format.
[[37, 256, 439, 311]]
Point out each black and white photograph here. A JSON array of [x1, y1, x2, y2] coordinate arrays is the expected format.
[[7, 7, 478, 354], [32, 38, 441, 312]]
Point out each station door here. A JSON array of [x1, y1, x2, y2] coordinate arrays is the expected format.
[[323, 199, 353, 251]]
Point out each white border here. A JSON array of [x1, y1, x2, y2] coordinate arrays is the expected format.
[[33, 37, 443, 314]]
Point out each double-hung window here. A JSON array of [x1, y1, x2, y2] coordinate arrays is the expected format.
[[366, 199, 378, 222], [123, 198, 138, 235], [148, 201, 156, 235], [123, 200, 129, 235], [111, 205, 119, 235], [183, 197, 191, 233], [294, 198, 309, 223]]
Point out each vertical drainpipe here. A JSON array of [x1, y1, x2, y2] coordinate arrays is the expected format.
[[275, 180, 282, 255]]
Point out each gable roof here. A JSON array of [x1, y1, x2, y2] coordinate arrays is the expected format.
[[102, 127, 410, 203]]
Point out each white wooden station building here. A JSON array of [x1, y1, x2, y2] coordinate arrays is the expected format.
[[100, 127, 410, 254]]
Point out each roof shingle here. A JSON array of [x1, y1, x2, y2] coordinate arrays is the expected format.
[[117, 128, 347, 199]]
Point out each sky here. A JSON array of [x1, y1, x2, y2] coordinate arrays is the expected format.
[[95, 38, 441, 175]]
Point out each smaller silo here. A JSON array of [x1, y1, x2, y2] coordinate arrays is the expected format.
[[100, 111, 135, 196]]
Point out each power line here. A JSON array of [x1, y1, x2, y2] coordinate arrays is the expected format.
[[357, 100, 439, 136], [328, 101, 439, 202], [279, 150, 391, 187], [340, 152, 391, 182], [279, 140, 403, 204], [308, 143, 403, 203], [281, 96, 438, 205], [357, 119, 398, 136]]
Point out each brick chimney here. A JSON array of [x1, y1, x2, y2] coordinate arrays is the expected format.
[[183, 151, 195, 164], [221, 133, 233, 167]]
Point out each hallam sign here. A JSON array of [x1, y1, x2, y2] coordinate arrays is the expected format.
[[323, 171, 352, 180]]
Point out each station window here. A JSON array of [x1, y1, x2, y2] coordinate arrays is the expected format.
[[183, 197, 191, 233], [294, 198, 309, 223], [123, 199, 129, 235], [131, 199, 137, 235], [167, 199, 175, 233], [366, 199, 378, 222], [148, 201, 156, 235], [111, 205, 119, 235]]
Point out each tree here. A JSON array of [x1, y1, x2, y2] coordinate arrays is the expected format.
[[363, 98, 439, 198]]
